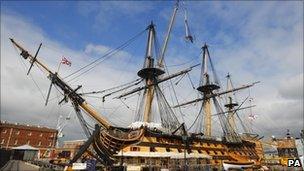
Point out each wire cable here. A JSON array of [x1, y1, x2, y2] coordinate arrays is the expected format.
[[13, 45, 46, 101], [63, 28, 147, 81]]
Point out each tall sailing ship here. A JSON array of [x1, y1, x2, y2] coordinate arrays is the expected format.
[[10, 1, 264, 170]]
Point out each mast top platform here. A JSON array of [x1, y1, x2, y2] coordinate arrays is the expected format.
[[224, 102, 238, 108], [137, 67, 165, 79], [196, 84, 220, 93]]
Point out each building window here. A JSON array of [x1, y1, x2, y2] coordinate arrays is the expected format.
[[38, 141, 42, 146], [130, 147, 140, 151], [14, 140, 18, 145], [0, 139, 4, 144], [16, 131, 20, 135], [150, 147, 156, 152], [39, 133, 43, 137], [2, 130, 7, 134], [140, 158, 145, 164], [28, 132, 32, 136], [187, 149, 192, 154]]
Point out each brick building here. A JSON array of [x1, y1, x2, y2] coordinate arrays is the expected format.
[[0, 121, 57, 157], [62, 139, 86, 158]]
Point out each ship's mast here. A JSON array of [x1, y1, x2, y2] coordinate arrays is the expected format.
[[224, 73, 238, 132], [112, 21, 197, 131], [196, 44, 220, 137], [137, 23, 165, 122], [173, 44, 259, 142]]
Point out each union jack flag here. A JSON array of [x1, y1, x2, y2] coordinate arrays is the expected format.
[[248, 114, 257, 120], [61, 57, 71, 66]]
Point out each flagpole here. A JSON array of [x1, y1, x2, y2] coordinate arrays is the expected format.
[[57, 60, 62, 73]]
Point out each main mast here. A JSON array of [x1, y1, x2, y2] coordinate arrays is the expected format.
[[137, 23, 165, 122], [196, 44, 220, 137]]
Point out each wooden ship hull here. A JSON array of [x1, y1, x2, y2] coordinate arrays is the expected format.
[[89, 126, 263, 170]]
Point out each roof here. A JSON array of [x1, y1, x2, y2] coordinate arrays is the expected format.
[[64, 139, 87, 143], [12, 144, 39, 150], [0, 121, 57, 132]]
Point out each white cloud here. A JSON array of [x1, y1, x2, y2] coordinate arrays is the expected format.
[[84, 43, 132, 63], [278, 73, 303, 100], [1, 12, 140, 141]]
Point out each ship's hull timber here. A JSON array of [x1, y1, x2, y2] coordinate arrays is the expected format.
[[94, 127, 262, 169]]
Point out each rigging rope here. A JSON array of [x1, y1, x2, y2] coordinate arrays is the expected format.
[[80, 78, 142, 96], [14, 45, 46, 101], [212, 97, 229, 135], [187, 73, 196, 89], [155, 85, 180, 132], [212, 96, 241, 142], [166, 57, 197, 67], [207, 50, 221, 86], [187, 101, 204, 132], [134, 89, 146, 122], [64, 28, 148, 82], [174, 73, 187, 85], [133, 91, 142, 122], [163, 61, 185, 123], [72, 102, 92, 138], [102, 79, 142, 102]]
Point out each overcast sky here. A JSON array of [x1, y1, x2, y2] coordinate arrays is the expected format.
[[1, 1, 303, 142]]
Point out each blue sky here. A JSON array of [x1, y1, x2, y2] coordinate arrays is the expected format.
[[3, 1, 302, 77], [1, 1, 303, 140], [2, 1, 174, 54]]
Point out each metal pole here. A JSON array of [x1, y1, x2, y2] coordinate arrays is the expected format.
[[57, 61, 62, 73]]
